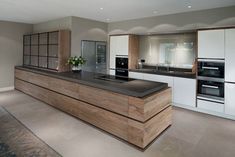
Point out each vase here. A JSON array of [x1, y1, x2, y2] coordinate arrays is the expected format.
[[72, 65, 82, 73]]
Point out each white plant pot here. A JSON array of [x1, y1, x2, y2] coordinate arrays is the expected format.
[[72, 65, 82, 72]]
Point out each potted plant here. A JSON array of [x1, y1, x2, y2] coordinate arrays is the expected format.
[[67, 56, 86, 72]]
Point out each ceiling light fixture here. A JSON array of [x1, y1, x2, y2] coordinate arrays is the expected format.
[[106, 18, 110, 21], [100, 7, 104, 10], [188, 5, 192, 8], [153, 10, 158, 14]]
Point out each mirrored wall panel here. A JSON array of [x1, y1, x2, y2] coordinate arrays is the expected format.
[[139, 33, 196, 68]]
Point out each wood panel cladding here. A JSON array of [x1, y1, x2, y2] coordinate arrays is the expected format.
[[128, 35, 139, 69], [15, 68, 172, 149], [15, 69, 171, 122]]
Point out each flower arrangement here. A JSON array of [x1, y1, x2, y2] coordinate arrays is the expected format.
[[67, 56, 86, 66], [67, 56, 86, 72]]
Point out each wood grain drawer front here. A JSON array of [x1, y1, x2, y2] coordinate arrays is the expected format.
[[15, 69, 49, 88], [79, 85, 129, 117], [129, 88, 172, 122], [48, 77, 79, 99], [15, 79, 49, 104], [15, 69, 79, 99]]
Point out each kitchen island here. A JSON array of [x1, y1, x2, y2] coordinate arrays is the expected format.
[[14, 66, 172, 149]]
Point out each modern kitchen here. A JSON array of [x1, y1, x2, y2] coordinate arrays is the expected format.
[[0, 1, 235, 157]]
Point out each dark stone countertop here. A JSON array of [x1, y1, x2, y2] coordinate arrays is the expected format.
[[16, 66, 168, 98], [129, 69, 196, 79]]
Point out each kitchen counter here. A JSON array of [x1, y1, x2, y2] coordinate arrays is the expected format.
[[15, 66, 172, 149], [15, 66, 168, 98], [130, 68, 196, 79]]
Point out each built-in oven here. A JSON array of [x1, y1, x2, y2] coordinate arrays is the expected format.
[[197, 59, 225, 103], [197, 79, 224, 102], [198, 59, 224, 80], [115, 56, 128, 77]]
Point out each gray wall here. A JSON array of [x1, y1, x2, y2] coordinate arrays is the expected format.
[[71, 16, 108, 56], [0, 21, 32, 89], [33, 16, 108, 57], [33, 17, 72, 32], [108, 6, 235, 35]]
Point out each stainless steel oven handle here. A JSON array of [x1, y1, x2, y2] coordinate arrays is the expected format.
[[202, 66, 219, 70], [202, 84, 219, 89]]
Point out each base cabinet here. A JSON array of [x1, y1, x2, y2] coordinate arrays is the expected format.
[[225, 83, 235, 116], [197, 99, 224, 113], [173, 77, 196, 107], [143, 73, 174, 87], [129, 72, 144, 79]]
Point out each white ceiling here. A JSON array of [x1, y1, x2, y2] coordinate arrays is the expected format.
[[0, 0, 235, 24]]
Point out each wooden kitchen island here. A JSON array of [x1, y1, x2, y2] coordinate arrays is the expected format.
[[14, 66, 172, 149]]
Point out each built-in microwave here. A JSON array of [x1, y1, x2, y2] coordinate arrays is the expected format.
[[197, 59, 224, 80]]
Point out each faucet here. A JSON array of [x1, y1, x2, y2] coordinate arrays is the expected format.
[[156, 65, 159, 71]]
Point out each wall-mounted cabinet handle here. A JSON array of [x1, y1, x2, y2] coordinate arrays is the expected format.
[[202, 84, 219, 89]]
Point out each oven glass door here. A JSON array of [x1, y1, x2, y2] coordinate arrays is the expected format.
[[198, 80, 224, 99], [116, 57, 128, 69], [198, 61, 224, 78]]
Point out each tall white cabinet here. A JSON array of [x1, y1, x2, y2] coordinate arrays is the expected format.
[[225, 28, 235, 116], [109, 35, 129, 70], [225, 28, 235, 83], [198, 29, 225, 59]]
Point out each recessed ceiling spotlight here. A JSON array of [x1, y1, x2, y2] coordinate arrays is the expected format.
[[100, 7, 104, 10], [153, 10, 158, 14], [188, 5, 192, 8]]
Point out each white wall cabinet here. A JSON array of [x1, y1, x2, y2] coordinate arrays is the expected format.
[[198, 29, 225, 59], [225, 83, 235, 116], [173, 77, 196, 107], [225, 28, 235, 83], [109, 35, 129, 69]]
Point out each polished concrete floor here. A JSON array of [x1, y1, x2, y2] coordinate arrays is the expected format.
[[0, 90, 235, 157]]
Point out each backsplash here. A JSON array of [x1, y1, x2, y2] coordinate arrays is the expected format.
[[139, 33, 196, 67]]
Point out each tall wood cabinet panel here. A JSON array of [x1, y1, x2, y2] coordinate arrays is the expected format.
[[23, 30, 70, 72]]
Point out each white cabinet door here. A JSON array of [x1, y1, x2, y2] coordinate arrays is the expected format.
[[225, 83, 235, 116], [109, 36, 117, 69], [198, 29, 225, 59], [197, 99, 224, 113], [173, 77, 196, 107], [115, 35, 129, 56], [109, 35, 129, 69], [225, 28, 235, 83], [143, 73, 173, 87], [129, 72, 144, 79], [109, 69, 115, 75]]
